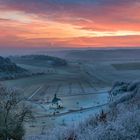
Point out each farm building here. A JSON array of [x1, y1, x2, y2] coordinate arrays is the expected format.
[[50, 94, 63, 109]]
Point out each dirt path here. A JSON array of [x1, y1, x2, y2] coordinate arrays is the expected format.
[[36, 102, 109, 118]]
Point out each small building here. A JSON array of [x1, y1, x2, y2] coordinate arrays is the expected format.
[[50, 94, 63, 109]]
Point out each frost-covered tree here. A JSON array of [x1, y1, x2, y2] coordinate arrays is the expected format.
[[0, 84, 33, 140]]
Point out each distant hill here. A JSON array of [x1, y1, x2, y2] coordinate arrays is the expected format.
[[65, 49, 140, 62], [10, 55, 67, 67], [0, 56, 29, 80]]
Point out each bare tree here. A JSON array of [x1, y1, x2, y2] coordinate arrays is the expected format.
[[0, 84, 34, 140]]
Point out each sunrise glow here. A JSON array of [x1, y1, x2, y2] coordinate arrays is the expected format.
[[0, 0, 140, 48]]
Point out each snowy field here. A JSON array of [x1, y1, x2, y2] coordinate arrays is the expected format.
[[3, 52, 140, 137], [2, 59, 110, 136]]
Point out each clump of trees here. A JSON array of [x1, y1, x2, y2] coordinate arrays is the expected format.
[[0, 84, 33, 140], [16, 55, 67, 66], [0, 56, 26, 73]]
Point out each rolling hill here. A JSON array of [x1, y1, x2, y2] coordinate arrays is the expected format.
[[0, 56, 29, 80]]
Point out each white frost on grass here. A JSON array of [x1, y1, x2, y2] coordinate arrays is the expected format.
[[26, 81, 140, 140]]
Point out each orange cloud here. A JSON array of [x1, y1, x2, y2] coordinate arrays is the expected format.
[[62, 36, 140, 47], [0, 1, 140, 48]]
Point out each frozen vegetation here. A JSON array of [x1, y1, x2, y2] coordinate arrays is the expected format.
[[0, 84, 33, 140], [26, 81, 140, 140]]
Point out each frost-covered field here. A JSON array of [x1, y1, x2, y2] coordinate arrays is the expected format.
[[2, 51, 140, 139], [3, 60, 110, 137], [26, 81, 140, 140]]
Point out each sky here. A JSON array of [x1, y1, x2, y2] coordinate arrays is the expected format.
[[0, 0, 140, 48]]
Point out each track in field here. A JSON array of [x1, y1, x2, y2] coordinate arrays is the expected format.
[[28, 86, 43, 100], [31, 84, 58, 100], [27, 80, 100, 101]]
